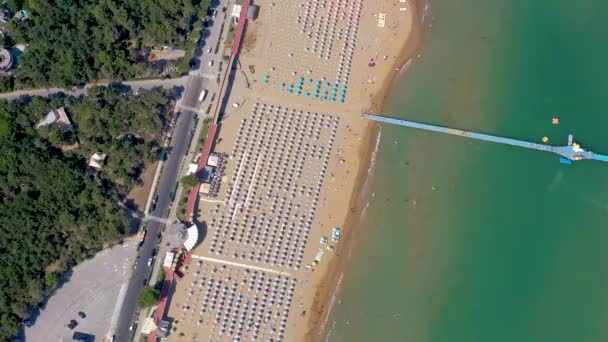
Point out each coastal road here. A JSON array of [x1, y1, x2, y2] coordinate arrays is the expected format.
[[116, 2, 230, 339], [113, 75, 207, 341], [0, 76, 189, 100]]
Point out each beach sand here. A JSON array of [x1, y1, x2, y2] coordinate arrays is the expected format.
[[165, 0, 423, 340], [303, 1, 425, 341]]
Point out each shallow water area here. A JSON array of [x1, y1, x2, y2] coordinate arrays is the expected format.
[[327, 1, 608, 341]]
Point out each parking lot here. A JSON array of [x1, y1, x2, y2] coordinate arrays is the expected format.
[[24, 243, 137, 342]]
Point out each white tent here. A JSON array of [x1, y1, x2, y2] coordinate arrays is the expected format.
[[183, 224, 199, 251]]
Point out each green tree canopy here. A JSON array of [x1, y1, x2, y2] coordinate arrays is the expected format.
[[180, 174, 199, 189], [137, 286, 160, 308], [9, 0, 198, 88], [0, 86, 176, 339]]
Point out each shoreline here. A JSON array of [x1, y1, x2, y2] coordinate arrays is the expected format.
[[303, 1, 428, 340]]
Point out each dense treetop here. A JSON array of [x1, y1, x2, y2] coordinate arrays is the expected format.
[[0, 86, 175, 339], [7, 0, 198, 88]]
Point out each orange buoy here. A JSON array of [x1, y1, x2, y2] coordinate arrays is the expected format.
[[552, 117, 560, 125], [542, 136, 549, 143]]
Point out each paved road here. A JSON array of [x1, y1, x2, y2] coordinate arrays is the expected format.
[[113, 75, 206, 341], [115, 2, 231, 340], [0, 77, 189, 100]]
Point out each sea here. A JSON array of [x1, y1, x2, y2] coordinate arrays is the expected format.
[[325, 1, 608, 341]]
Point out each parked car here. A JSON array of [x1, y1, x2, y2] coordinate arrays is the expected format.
[[207, 47, 213, 53], [67, 320, 78, 329], [77, 311, 86, 319], [208, 60, 214, 66], [147, 257, 153, 266], [222, 6, 227, 13]]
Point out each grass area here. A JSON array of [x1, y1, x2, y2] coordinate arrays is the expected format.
[[234, 0, 244, 5], [176, 195, 188, 222], [198, 118, 212, 149], [225, 22, 237, 48]]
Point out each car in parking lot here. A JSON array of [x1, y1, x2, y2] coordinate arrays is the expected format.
[[67, 319, 78, 330], [77, 311, 86, 319], [208, 60, 214, 66], [207, 47, 212, 53]]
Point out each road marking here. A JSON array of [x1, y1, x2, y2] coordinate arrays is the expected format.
[[191, 255, 292, 276], [145, 214, 169, 224], [177, 104, 205, 114], [189, 71, 216, 79], [107, 282, 129, 338]]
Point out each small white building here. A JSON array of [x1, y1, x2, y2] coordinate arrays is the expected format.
[[187, 162, 198, 175], [207, 153, 219, 167], [34, 107, 72, 129], [231, 4, 242, 18], [88, 152, 107, 169]]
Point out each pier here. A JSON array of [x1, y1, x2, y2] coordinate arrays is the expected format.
[[364, 114, 608, 162]]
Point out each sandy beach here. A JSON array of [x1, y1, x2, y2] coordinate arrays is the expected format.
[[165, 0, 424, 340]]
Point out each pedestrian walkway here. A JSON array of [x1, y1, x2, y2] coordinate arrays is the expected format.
[[191, 255, 292, 276], [177, 104, 206, 114], [145, 215, 170, 225], [106, 280, 128, 339]]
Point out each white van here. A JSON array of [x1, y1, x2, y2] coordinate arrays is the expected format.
[[198, 89, 208, 102]]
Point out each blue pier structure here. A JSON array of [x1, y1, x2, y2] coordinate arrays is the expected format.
[[364, 114, 608, 163]]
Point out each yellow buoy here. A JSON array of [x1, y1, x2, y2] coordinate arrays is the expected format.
[[542, 136, 549, 143]]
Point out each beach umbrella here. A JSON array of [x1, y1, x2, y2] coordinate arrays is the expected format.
[[280, 83, 285, 88]]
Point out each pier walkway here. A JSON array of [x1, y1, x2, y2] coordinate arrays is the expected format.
[[364, 114, 608, 162]]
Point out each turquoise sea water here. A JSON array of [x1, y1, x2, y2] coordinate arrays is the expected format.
[[327, 1, 608, 341]]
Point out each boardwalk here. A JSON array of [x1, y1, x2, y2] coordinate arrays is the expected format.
[[364, 114, 608, 163]]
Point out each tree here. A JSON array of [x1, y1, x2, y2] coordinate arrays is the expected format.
[[180, 174, 199, 189], [8, 0, 199, 89], [137, 286, 160, 308], [45, 273, 60, 288], [0, 87, 175, 340]]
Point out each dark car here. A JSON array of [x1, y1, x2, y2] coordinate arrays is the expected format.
[[67, 320, 78, 329], [78, 311, 86, 319], [207, 9, 217, 17], [22, 319, 32, 327], [222, 6, 227, 13]]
